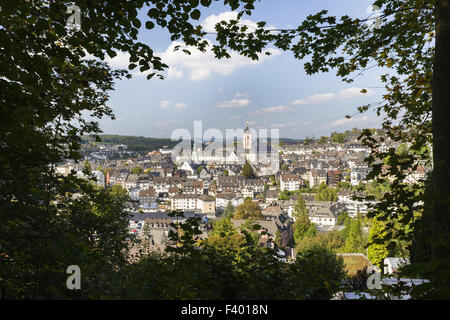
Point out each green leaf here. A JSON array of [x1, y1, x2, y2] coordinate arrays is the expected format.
[[145, 21, 155, 29], [190, 9, 201, 20], [200, 0, 211, 7], [147, 8, 158, 18], [132, 18, 141, 28], [189, 0, 199, 7]]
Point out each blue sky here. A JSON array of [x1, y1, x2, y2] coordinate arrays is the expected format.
[[97, 0, 385, 139]]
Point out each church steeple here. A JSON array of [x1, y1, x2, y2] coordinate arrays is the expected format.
[[243, 120, 252, 150], [244, 120, 250, 133]]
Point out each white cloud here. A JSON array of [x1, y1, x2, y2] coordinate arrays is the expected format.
[[202, 12, 257, 33], [160, 100, 171, 109], [175, 102, 188, 110], [167, 67, 183, 79], [228, 115, 243, 120], [104, 51, 130, 69], [249, 105, 293, 116], [270, 122, 299, 128], [202, 11, 275, 33], [327, 116, 379, 128], [156, 120, 179, 128], [291, 93, 336, 105], [291, 87, 375, 105], [102, 13, 281, 81], [190, 68, 211, 81], [157, 40, 281, 81], [235, 92, 250, 98], [338, 87, 375, 98], [159, 100, 187, 110], [217, 98, 251, 108]]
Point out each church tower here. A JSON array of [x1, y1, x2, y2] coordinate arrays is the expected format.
[[243, 120, 252, 151]]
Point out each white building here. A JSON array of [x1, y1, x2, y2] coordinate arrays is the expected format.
[[179, 161, 196, 175], [338, 195, 378, 217], [242, 187, 254, 199], [170, 194, 215, 215], [350, 167, 370, 186], [383, 257, 409, 275], [280, 174, 301, 191], [308, 206, 336, 226], [171, 194, 198, 211], [215, 193, 244, 209], [129, 187, 140, 201]]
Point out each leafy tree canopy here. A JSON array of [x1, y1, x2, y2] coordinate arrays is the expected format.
[[233, 199, 262, 220], [242, 160, 255, 179]]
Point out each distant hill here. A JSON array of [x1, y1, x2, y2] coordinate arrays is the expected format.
[[81, 135, 304, 152], [81, 135, 181, 152], [279, 138, 304, 144]]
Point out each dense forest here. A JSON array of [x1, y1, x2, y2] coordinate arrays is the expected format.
[[81, 135, 181, 152]]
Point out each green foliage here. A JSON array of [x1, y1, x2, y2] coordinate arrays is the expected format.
[[344, 218, 364, 253], [274, 229, 282, 247], [82, 135, 180, 152], [121, 213, 344, 299], [278, 189, 291, 200], [223, 201, 235, 219], [351, 179, 391, 201], [242, 160, 255, 179], [238, 219, 263, 246], [269, 175, 277, 186], [299, 181, 315, 193], [318, 136, 328, 144], [339, 215, 367, 254], [293, 211, 317, 245], [289, 244, 346, 299], [207, 217, 245, 251], [337, 211, 349, 225], [109, 184, 131, 202], [1, 174, 132, 299], [233, 199, 262, 220], [83, 159, 91, 170], [338, 181, 351, 190], [292, 194, 308, 219], [367, 218, 389, 269], [122, 211, 345, 299], [131, 166, 142, 174], [331, 132, 346, 143], [315, 183, 338, 202]]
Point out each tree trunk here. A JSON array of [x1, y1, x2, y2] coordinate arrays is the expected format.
[[432, 0, 450, 260]]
